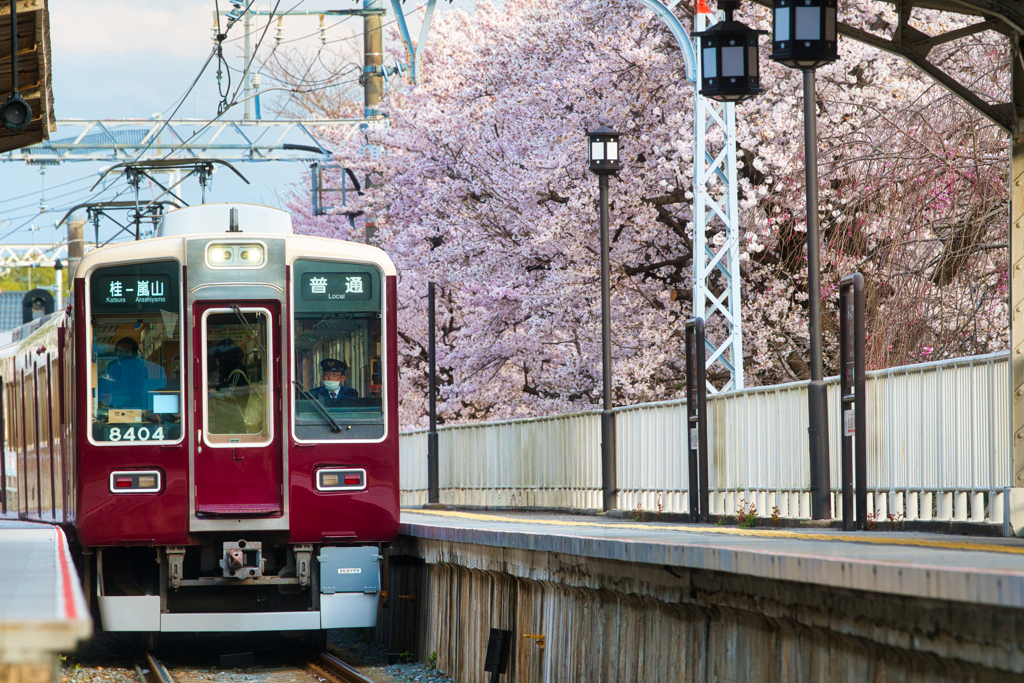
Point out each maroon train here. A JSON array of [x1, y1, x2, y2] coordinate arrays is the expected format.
[[0, 203, 399, 634]]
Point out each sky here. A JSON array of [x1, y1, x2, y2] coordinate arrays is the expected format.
[[0, 0, 479, 247]]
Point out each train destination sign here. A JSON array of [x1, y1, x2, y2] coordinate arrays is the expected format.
[[300, 272, 373, 301], [90, 261, 180, 315], [96, 275, 171, 306]]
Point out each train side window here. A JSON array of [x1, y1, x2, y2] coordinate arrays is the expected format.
[[88, 261, 182, 444], [292, 261, 384, 441]]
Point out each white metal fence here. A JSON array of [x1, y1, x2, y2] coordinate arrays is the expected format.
[[399, 351, 1010, 523]]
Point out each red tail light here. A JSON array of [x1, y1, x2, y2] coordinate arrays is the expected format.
[[316, 468, 366, 492], [109, 470, 162, 493]]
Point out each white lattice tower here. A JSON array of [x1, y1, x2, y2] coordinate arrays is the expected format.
[[692, 10, 744, 393]]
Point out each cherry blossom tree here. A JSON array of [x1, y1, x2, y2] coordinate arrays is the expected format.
[[280, 0, 1010, 427]]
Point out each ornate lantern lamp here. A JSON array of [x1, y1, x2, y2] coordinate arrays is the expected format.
[[770, 0, 839, 69], [587, 126, 621, 175], [693, 1, 768, 103], [1, 0, 32, 131]]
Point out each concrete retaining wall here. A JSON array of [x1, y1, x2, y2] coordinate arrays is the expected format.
[[386, 536, 1024, 682]]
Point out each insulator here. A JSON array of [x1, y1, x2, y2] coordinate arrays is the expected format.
[[276, 16, 284, 44], [320, 14, 326, 45]]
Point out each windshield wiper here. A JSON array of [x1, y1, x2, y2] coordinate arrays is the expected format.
[[293, 379, 342, 433], [230, 305, 268, 358]]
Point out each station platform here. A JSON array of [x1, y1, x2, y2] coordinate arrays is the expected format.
[[0, 519, 92, 667], [399, 508, 1024, 609]]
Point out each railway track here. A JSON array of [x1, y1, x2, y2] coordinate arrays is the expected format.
[[136, 653, 176, 683], [310, 651, 377, 683], [139, 651, 377, 683]]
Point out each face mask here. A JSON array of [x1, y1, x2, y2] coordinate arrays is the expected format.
[[323, 380, 341, 392]]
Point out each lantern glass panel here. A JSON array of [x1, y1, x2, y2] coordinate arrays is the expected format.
[[748, 38, 759, 77], [590, 141, 605, 161], [722, 46, 745, 77], [795, 6, 821, 40], [702, 47, 718, 78], [606, 140, 618, 161], [825, 6, 836, 40], [774, 7, 790, 41]]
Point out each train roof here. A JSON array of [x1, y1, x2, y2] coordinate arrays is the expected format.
[[159, 203, 292, 237], [73, 203, 397, 278]]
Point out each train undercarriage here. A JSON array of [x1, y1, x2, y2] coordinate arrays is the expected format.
[[89, 540, 383, 633]]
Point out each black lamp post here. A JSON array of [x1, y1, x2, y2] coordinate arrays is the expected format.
[[771, 0, 840, 520], [588, 125, 620, 513], [426, 233, 443, 506], [427, 279, 439, 505], [693, 0, 768, 103]]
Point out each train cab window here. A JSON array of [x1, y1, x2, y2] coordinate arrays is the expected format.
[[202, 309, 272, 444], [292, 261, 384, 441], [89, 261, 182, 444]]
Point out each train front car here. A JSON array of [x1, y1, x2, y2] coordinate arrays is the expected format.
[[76, 203, 399, 634]]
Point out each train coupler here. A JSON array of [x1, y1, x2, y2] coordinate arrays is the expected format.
[[220, 540, 264, 579]]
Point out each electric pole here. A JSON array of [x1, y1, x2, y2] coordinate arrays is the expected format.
[[363, 0, 383, 118]]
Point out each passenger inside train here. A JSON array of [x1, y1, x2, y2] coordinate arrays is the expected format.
[[101, 337, 157, 409]]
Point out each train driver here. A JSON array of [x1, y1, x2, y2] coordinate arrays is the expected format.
[[100, 337, 162, 410], [309, 358, 358, 403]]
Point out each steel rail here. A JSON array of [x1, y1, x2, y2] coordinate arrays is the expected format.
[[140, 654, 177, 683], [313, 651, 377, 683]]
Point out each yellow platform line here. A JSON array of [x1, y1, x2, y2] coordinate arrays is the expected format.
[[401, 508, 1024, 556]]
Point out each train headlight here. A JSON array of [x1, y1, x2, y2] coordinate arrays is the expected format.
[[208, 247, 232, 263], [206, 243, 266, 268], [239, 246, 263, 263]]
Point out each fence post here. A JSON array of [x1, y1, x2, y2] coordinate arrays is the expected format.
[[839, 274, 866, 530], [686, 318, 709, 522]]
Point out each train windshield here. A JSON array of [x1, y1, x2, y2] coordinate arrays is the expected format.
[[292, 261, 384, 441], [89, 260, 182, 444], [202, 309, 272, 444]]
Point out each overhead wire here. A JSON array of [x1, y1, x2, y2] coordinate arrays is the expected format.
[[228, 0, 284, 106], [34, 0, 425, 233], [0, 174, 94, 206], [0, 181, 120, 216], [160, 0, 291, 161], [132, 45, 220, 162], [0, 178, 131, 244]]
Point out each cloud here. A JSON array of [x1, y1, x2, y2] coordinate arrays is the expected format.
[[50, 0, 216, 58]]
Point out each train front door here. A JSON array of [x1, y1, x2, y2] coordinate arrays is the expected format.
[[192, 301, 283, 517]]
